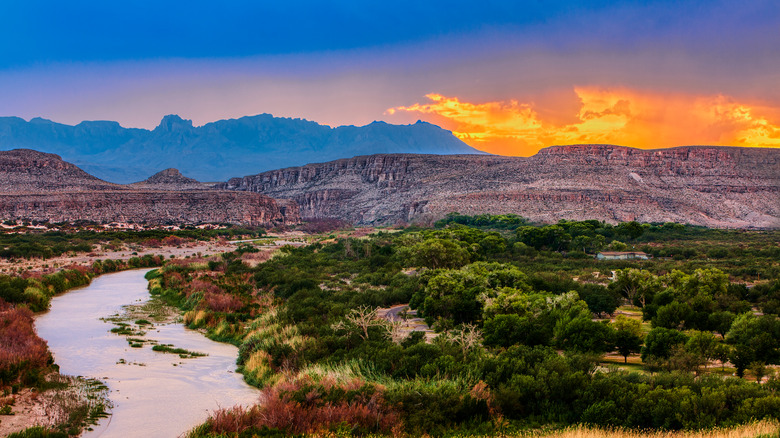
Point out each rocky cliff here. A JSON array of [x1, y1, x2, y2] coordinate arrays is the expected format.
[[219, 145, 780, 229], [0, 149, 298, 226]]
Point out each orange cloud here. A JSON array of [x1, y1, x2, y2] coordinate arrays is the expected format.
[[388, 89, 780, 156]]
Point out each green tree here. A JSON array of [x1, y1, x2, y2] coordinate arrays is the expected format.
[[684, 330, 719, 369], [712, 342, 731, 371], [612, 269, 662, 307], [749, 361, 768, 383], [652, 301, 693, 330], [483, 313, 525, 347], [641, 327, 688, 362], [725, 313, 780, 377], [478, 234, 507, 255], [420, 262, 532, 325], [578, 284, 619, 317], [554, 317, 615, 353], [613, 315, 643, 363], [616, 221, 644, 240], [609, 240, 628, 251], [708, 311, 736, 337], [408, 238, 470, 269]]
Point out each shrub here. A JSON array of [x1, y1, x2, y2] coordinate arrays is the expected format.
[[198, 376, 399, 435], [0, 301, 51, 385]]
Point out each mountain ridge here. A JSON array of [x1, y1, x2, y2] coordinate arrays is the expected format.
[[0, 114, 483, 183]]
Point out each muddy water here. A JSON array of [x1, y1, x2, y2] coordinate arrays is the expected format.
[[36, 269, 260, 437]]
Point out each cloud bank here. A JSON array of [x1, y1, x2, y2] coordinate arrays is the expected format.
[[389, 89, 780, 155]]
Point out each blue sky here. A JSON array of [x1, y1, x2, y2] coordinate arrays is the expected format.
[[2, 1, 644, 66]]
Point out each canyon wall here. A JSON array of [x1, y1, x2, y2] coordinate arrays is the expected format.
[[219, 145, 780, 228]]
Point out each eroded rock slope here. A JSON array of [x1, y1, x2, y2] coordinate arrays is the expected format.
[[0, 149, 298, 226], [219, 145, 780, 228]]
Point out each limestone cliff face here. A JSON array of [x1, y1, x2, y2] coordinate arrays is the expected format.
[[219, 146, 780, 229], [0, 149, 299, 226]]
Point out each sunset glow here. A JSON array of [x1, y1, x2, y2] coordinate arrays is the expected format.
[[389, 89, 780, 156]]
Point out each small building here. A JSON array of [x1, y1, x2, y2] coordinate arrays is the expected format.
[[596, 251, 650, 260]]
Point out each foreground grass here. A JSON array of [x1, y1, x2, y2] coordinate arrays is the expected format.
[[187, 420, 779, 438], [521, 421, 779, 438]]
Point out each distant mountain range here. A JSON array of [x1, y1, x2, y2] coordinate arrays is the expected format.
[[0, 114, 483, 183]]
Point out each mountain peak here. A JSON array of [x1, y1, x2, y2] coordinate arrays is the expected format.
[[143, 168, 200, 184], [29, 117, 55, 124], [155, 114, 194, 132], [132, 167, 205, 190]]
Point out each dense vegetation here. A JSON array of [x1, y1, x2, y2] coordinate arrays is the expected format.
[[140, 219, 780, 436], [0, 255, 163, 313], [1, 219, 777, 436]]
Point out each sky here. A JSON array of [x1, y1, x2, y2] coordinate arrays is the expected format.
[[1, 0, 779, 156]]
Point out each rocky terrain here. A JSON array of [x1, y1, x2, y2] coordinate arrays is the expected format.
[[130, 168, 210, 190], [0, 149, 298, 226], [3, 145, 777, 229], [219, 145, 780, 229], [0, 148, 122, 193]]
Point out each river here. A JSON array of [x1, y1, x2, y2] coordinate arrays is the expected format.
[[35, 269, 260, 437]]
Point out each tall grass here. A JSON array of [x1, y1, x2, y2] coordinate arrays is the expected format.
[[515, 421, 780, 438], [295, 359, 387, 386], [237, 307, 308, 387], [187, 419, 779, 438]]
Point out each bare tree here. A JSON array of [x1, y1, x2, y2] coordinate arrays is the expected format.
[[384, 319, 409, 344], [332, 305, 382, 340], [447, 323, 482, 359]]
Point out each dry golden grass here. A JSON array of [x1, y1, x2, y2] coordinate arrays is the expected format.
[[243, 349, 280, 387], [302, 420, 779, 438], [518, 421, 779, 438], [183, 309, 209, 326]]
